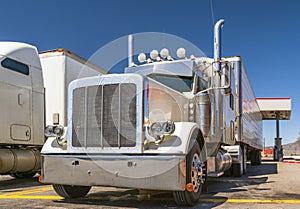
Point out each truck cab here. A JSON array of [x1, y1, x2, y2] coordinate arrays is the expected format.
[[0, 42, 44, 176]]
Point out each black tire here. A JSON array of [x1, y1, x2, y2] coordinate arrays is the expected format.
[[229, 146, 245, 177], [173, 142, 206, 206], [250, 150, 261, 165], [10, 172, 37, 179], [242, 145, 247, 174], [53, 184, 91, 198], [250, 151, 256, 165], [223, 166, 233, 176], [232, 162, 243, 177], [256, 150, 262, 165]]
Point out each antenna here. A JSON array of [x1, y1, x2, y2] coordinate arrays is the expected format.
[[210, 0, 215, 25]]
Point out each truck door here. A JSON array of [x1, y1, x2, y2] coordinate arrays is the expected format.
[[224, 65, 236, 145], [0, 57, 32, 144]]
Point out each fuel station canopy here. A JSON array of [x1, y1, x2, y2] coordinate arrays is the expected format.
[[256, 98, 291, 120]]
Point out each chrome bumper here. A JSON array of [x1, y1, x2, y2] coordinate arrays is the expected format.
[[41, 154, 186, 191]]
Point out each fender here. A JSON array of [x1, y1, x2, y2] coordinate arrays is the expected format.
[[144, 122, 205, 155], [41, 137, 67, 154]]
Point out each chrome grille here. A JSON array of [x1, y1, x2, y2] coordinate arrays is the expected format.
[[72, 84, 137, 148]]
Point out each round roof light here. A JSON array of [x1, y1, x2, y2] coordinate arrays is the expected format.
[[138, 53, 147, 63], [150, 50, 159, 60], [160, 48, 169, 59], [176, 47, 186, 58]]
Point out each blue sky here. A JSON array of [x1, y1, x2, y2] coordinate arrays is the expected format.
[[1, 0, 299, 146]]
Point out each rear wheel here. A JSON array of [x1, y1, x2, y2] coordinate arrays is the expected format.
[[232, 162, 243, 177], [173, 142, 206, 206], [256, 150, 262, 165], [53, 184, 91, 198], [242, 145, 247, 174], [227, 146, 245, 177], [250, 150, 261, 165]]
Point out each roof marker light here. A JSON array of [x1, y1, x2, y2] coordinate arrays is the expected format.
[[150, 50, 159, 60], [160, 48, 169, 59], [176, 47, 186, 59], [138, 53, 147, 63]]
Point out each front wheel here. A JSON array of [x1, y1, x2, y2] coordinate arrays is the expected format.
[[53, 184, 91, 198], [173, 142, 206, 206]]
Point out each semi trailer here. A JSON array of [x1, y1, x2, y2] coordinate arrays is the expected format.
[[0, 43, 106, 178], [41, 19, 263, 206]]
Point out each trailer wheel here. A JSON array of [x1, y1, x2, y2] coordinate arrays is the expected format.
[[256, 150, 262, 165], [173, 142, 206, 206], [242, 145, 247, 174], [53, 184, 91, 198], [250, 150, 261, 165]]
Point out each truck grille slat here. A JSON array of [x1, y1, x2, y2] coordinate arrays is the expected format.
[[103, 84, 119, 147], [72, 84, 137, 148]]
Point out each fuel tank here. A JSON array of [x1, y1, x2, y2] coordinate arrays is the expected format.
[[0, 148, 40, 174]]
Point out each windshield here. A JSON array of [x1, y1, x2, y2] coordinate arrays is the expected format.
[[148, 74, 193, 93]]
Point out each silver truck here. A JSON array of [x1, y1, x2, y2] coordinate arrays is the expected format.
[[41, 19, 263, 206]]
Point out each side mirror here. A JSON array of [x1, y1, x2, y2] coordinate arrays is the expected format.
[[223, 87, 232, 95]]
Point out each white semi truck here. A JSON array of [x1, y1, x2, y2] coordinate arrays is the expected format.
[[41, 19, 263, 206], [0, 43, 106, 178]]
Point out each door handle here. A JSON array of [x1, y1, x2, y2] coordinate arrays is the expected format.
[[18, 93, 23, 105]]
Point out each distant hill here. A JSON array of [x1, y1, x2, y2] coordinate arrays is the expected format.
[[263, 141, 300, 156], [282, 141, 300, 155]]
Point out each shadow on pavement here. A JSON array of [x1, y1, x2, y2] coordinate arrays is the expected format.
[[53, 162, 278, 209], [54, 190, 226, 209], [0, 175, 41, 192]]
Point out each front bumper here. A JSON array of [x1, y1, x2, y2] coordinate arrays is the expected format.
[[41, 154, 186, 191]]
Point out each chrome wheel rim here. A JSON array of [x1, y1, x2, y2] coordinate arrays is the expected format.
[[191, 153, 205, 193]]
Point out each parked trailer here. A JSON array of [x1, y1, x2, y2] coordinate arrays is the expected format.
[[40, 49, 107, 130], [41, 19, 263, 206], [0, 43, 106, 178]]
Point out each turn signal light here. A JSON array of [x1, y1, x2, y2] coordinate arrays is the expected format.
[[38, 175, 43, 183], [186, 183, 194, 192]]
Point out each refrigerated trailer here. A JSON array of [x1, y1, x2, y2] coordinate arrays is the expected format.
[[41, 20, 268, 206], [0, 43, 106, 177], [40, 49, 107, 128]]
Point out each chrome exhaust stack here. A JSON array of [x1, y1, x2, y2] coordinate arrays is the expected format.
[[128, 34, 134, 67], [214, 19, 225, 62]]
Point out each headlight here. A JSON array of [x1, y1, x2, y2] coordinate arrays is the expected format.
[[150, 122, 163, 135], [44, 125, 54, 137], [44, 125, 65, 138], [149, 121, 175, 137], [53, 125, 64, 136], [162, 121, 175, 134]]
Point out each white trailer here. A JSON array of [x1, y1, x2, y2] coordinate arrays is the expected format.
[[40, 49, 107, 128], [0, 43, 106, 177]]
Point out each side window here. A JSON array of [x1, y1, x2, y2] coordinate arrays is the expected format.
[[197, 77, 208, 92], [1, 58, 29, 75], [229, 93, 234, 110]]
